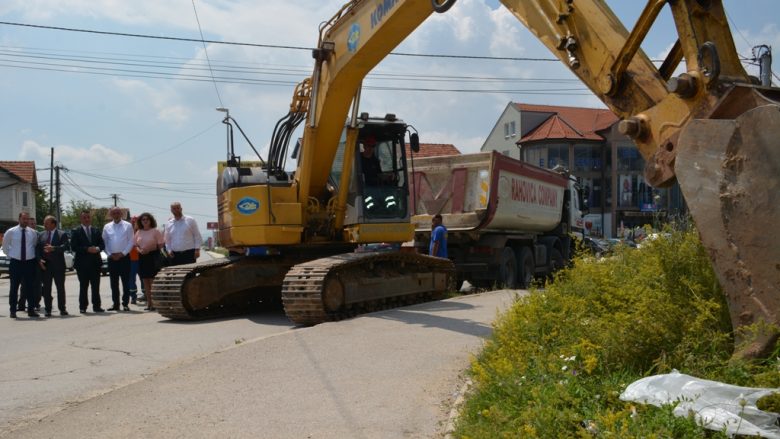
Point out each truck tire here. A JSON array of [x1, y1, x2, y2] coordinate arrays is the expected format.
[[518, 247, 534, 288], [549, 248, 564, 273], [499, 247, 518, 289]]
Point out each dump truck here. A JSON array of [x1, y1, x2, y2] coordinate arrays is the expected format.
[[409, 151, 583, 289]]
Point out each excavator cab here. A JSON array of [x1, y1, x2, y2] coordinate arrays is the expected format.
[[329, 116, 414, 230]]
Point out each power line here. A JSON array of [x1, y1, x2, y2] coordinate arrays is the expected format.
[[85, 121, 221, 171], [67, 169, 215, 196], [190, 0, 224, 108], [0, 20, 561, 62], [0, 46, 584, 83], [0, 60, 592, 93]]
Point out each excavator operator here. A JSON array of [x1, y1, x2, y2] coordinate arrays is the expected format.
[[360, 136, 382, 186]]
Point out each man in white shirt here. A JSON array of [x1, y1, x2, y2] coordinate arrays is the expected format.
[[102, 207, 134, 311], [2, 211, 40, 318], [164, 202, 203, 266]]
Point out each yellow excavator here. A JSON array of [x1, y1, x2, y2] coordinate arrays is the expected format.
[[153, 0, 778, 357]]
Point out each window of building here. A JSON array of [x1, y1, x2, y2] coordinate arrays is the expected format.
[[502, 150, 510, 157], [522, 145, 544, 168], [504, 123, 509, 138], [22, 191, 28, 207], [579, 177, 606, 209], [619, 174, 661, 209], [510, 121, 516, 137], [574, 144, 603, 172], [617, 145, 644, 172], [547, 144, 569, 169]]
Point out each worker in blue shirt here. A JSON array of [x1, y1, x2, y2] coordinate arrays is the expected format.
[[429, 214, 448, 258]]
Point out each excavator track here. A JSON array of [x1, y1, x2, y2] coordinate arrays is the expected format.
[[153, 258, 235, 320], [282, 251, 456, 325]]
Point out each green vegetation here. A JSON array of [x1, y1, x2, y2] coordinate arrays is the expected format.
[[455, 226, 780, 438]]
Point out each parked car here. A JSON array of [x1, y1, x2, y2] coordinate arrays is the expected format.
[[606, 238, 638, 249], [0, 248, 9, 275], [582, 237, 611, 257]]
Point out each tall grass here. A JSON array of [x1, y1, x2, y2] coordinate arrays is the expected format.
[[455, 226, 780, 438]]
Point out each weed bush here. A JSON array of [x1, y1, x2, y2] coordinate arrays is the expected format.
[[455, 226, 780, 438]]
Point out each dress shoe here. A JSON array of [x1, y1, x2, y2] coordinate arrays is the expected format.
[[123, 305, 130, 311], [45, 311, 52, 317], [80, 309, 87, 314], [28, 311, 40, 317], [131, 298, 137, 305], [107, 305, 120, 311], [10, 312, 17, 318], [60, 310, 69, 316], [94, 308, 105, 313]]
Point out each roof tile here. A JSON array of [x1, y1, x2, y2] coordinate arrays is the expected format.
[[410, 143, 461, 158], [0, 161, 38, 187], [514, 103, 617, 143]]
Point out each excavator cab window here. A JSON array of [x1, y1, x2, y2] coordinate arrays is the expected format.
[[360, 135, 408, 220]]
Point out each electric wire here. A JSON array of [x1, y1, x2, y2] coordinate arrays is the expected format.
[[0, 20, 561, 62], [0, 45, 587, 83], [190, 0, 224, 108], [86, 121, 221, 171], [68, 169, 215, 192]]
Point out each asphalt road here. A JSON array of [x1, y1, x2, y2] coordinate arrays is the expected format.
[[0, 254, 520, 438]]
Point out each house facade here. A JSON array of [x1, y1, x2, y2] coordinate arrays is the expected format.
[[481, 103, 686, 238], [0, 161, 38, 233]]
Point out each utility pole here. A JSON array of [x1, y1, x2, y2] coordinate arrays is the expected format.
[[753, 45, 773, 87], [110, 193, 119, 207], [49, 148, 54, 214], [54, 165, 62, 224]]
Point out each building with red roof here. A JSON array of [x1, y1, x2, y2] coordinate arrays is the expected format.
[[0, 161, 39, 232], [480, 102, 685, 238]]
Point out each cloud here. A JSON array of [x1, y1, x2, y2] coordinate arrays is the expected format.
[[20, 140, 132, 167], [113, 79, 191, 125]]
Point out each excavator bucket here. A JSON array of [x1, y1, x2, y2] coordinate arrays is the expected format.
[[676, 103, 780, 358]]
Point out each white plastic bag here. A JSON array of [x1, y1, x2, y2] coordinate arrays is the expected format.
[[620, 370, 780, 438]]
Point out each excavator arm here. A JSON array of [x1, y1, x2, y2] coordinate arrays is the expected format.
[[501, 0, 779, 358]]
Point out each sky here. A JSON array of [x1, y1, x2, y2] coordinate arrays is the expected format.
[[1, 0, 777, 234]]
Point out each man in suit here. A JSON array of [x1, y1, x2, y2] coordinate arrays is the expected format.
[[71, 210, 105, 313], [37, 215, 70, 317]]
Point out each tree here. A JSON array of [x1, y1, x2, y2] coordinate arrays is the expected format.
[[35, 187, 53, 222], [60, 200, 108, 231]]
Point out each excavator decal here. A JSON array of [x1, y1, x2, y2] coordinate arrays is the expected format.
[[347, 23, 360, 52]]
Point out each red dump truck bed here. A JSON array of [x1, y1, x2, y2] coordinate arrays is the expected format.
[[409, 151, 567, 233]]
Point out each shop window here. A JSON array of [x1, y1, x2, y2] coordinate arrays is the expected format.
[[617, 145, 645, 171], [574, 144, 602, 172], [547, 144, 569, 169]]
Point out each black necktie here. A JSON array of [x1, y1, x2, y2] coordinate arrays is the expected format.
[[21, 228, 26, 260]]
